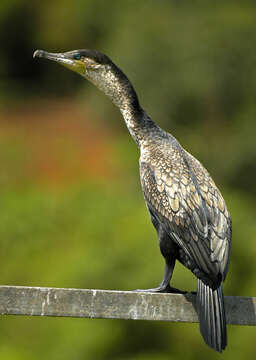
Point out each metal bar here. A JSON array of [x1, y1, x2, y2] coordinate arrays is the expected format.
[[0, 286, 255, 325]]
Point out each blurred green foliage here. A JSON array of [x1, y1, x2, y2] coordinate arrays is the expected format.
[[0, 1, 256, 359]]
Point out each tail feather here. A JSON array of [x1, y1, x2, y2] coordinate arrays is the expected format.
[[197, 279, 227, 352]]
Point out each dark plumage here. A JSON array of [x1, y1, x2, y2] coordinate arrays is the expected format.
[[34, 48, 232, 352], [140, 137, 231, 352], [74, 49, 112, 64]]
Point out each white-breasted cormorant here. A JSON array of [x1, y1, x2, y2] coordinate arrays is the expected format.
[[33, 49, 232, 352]]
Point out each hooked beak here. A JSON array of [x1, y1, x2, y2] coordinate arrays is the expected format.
[[33, 49, 85, 75]]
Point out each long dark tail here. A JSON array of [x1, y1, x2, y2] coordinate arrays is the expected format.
[[197, 279, 227, 352]]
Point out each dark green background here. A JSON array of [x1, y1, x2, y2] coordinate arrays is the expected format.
[[0, 1, 255, 359]]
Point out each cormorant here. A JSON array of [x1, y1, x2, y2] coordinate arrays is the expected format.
[[33, 49, 232, 352]]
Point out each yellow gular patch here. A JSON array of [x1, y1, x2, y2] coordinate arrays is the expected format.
[[62, 60, 86, 75]]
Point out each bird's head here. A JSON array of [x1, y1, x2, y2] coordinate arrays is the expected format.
[[33, 49, 112, 78]]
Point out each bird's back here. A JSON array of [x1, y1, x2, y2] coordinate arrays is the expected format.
[[140, 133, 231, 287]]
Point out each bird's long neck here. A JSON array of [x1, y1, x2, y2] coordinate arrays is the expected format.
[[85, 64, 162, 147]]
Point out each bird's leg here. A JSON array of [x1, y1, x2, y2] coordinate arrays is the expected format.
[[135, 259, 187, 294], [134, 222, 187, 294]]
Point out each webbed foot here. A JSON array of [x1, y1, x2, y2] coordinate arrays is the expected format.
[[135, 284, 187, 294]]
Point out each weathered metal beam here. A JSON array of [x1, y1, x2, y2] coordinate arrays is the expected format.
[[0, 286, 255, 325]]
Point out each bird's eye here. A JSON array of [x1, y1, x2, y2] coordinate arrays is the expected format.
[[74, 54, 81, 60]]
